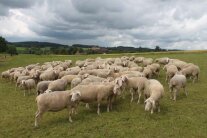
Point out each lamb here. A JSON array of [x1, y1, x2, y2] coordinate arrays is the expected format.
[[71, 81, 122, 115], [147, 63, 160, 77], [21, 79, 36, 96], [36, 81, 52, 95], [169, 74, 187, 101], [35, 90, 80, 127], [180, 64, 200, 83], [45, 79, 68, 93], [121, 76, 148, 103], [144, 79, 164, 114]]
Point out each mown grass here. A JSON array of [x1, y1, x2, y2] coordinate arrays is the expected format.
[[0, 52, 207, 138]]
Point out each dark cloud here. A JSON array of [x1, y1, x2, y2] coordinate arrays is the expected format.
[[0, 0, 207, 50]]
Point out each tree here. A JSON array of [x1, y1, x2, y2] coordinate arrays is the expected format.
[[0, 36, 8, 53], [7, 45, 17, 56], [155, 46, 161, 52]]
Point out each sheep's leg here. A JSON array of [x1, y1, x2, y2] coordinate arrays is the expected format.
[[130, 89, 134, 103], [150, 108, 154, 114], [97, 103, 100, 115], [85, 103, 90, 109], [165, 75, 168, 82], [137, 89, 141, 104], [68, 109, 73, 123], [107, 97, 110, 112], [184, 86, 188, 96], [157, 102, 160, 113], [35, 111, 43, 127], [173, 89, 177, 101]]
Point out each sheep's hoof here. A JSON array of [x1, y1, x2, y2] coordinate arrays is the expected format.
[[69, 119, 73, 123]]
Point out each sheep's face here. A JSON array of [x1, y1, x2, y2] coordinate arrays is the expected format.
[[113, 85, 121, 95], [71, 91, 81, 102], [145, 100, 152, 112], [45, 89, 52, 93], [145, 98, 155, 112]]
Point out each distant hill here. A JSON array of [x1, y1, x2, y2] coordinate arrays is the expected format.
[[8, 41, 68, 48]]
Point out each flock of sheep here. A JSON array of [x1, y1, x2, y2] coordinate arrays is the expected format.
[[1, 56, 200, 127]]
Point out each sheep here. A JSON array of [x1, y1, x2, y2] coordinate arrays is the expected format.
[[155, 57, 169, 65], [121, 76, 148, 103], [35, 90, 80, 127], [164, 64, 178, 82], [71, 81, 122, 115], [36, 81, 52, 95], [21, 79, 36, 96], [134, 57, 144, 64], [39, 70, 58, 81], [143, 67, 153, 79], [169, 74, 187, 101], [61, 75, 80, 84], [16, 76, 32, 90], [144, 79, 164, 114], [142, 58, 153, 67], [71, 77, 82, 88], [168, 59, 188, 70], [45, 79, 68, 93], [180, 64, 200, 83], [1, 70, 10, 79], [147, 63, 160, 77]]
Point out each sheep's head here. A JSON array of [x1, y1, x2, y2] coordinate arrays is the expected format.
[[45, 89, 52, 93], [113, 85, 121, 95], [71, 91, 81, 102], [144, 98, 155, 112], [21, 80, 26, 85]]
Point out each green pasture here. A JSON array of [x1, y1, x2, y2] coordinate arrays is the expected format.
[[0, 52, 207, 138]]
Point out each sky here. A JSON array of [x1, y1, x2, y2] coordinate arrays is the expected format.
[[0, 0, 207, 50]]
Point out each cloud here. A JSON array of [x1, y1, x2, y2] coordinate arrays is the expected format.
[[0, 0, 207, 50]]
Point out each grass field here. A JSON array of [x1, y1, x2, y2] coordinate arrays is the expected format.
[[0, 53, 207, 138]]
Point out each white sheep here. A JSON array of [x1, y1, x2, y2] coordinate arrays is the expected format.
[[164, 64, 178, 82], [71, 77, 82, 88], [21, 79, 36, 96], [169, 74, 187, 101], [144, 79, 164, 114], [45, 79, 68, 93], [155, 57, 169, 65], [180, 64, 200, 83], [39, 70, 58, 81], [35, 90, 80, 127], [71, 81, 122, 115], [121, 76, 148, 103]]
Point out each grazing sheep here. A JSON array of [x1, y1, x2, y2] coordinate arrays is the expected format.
[[71, 81, 122, 115], [121, 76, 148, 103], [1, 70, 10, 79], [21, 79, 36, 96], [36, 81, 52, 95], [35, 90, 80, 127], [143, 67, 153, 79], [147, 63, 160, 77], [144, 79, 164, 114], [169, 74, 187, 101], [61, 75, 80, 84], [155, 57, 169, 65], [45, 79, 67, 93], [180, 64, 200, 83]]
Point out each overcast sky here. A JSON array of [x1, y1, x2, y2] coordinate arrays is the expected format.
[[0, 0, 207, 50]]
